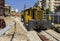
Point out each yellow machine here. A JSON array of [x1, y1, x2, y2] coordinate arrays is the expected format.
[[21, 6, 44, 23], [21, 6, 51, 31]]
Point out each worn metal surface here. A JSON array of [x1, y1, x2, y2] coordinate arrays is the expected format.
[[38, 35, 49, 41], [39, 31, 57, 41], [45, 29, 60, 41], [0, 22, 15, 36]]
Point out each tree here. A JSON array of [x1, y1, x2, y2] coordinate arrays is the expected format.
[[45, 8, 51, 14], [34, 1, 39, 7]]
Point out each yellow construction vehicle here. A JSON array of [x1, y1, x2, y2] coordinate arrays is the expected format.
[[21, 6, 51, 31], [21, 6, 44, 23]]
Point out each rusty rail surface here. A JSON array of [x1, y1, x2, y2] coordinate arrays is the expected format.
[[37, 30, 60, 41], [38, 34, 49, 41], [45, 30, 60, 41]]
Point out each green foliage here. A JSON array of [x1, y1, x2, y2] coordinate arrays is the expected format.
[[34, 1, 39, 7], [45, 8, 51, 14], [5, 8, 9, 12]]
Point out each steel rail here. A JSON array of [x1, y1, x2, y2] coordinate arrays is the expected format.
[[0, 22, 15, 36]]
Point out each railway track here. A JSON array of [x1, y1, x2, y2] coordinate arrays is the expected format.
[[37, 29, 60, 41], [1, 17, 59, 41], [12, 17, 60, 41], [0, 22, 15, 36]]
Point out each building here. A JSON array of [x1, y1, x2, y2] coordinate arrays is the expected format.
[[0, 0, 10, 16], [10, 9, 19, 16], [45, 0, 54, 12], [38, 0, 60, 12], [5, 4, 11, 15], [0, 0, 5, 16], [38, 0, 42, 8]]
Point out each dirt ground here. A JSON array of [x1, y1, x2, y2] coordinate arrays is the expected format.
[[0, 17, 28, 41]]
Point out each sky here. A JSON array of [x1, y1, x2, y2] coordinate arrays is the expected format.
[[5, 0, 38, 13]]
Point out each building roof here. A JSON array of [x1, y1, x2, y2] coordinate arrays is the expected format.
[[5, 4, 9, 6]]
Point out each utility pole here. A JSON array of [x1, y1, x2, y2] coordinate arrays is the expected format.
[[24, 4, 26, 10], [24, 4, 26, 15]]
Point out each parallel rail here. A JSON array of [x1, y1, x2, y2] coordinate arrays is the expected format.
[[45, 29, 60, 41], [0, 22, 15, 36], [0, 17, 60, 41], [38, 29, 60, 41], [11, 17, 60, 41]]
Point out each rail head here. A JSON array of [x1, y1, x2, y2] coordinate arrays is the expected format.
[[0, 22, 15, 36]]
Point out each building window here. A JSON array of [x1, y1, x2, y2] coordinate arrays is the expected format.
[[0, 0, 3, 2], [0, 8, 4, 15], [0, 0, 4, 6]]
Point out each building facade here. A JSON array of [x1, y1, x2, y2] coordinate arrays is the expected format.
[[38, 0, 42, 8], [5, 4, 11, 15], [0, 0, 5, 16], [38, 0, 60, 12]]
